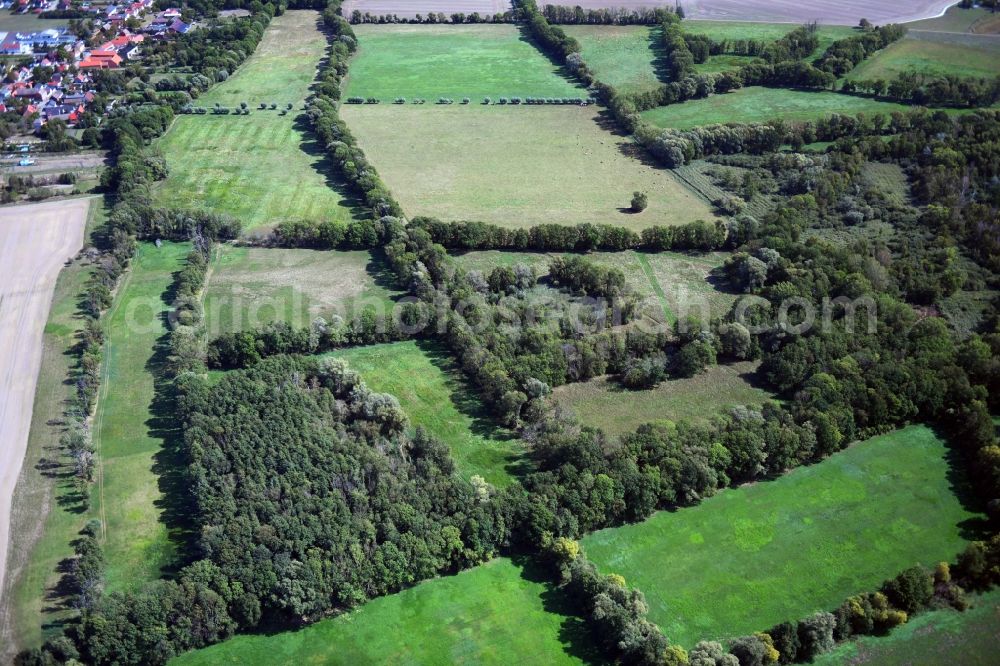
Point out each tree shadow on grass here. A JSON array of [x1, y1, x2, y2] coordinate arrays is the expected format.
[[515, 25, 591, 93], [512, 554, 607, 665], [364, 250, 405, 301], [415, 339, 533, 479], [145, 270, 198, 578], [937, 425, 993, 541], [292, 113, 370, 222], [648, 24, 673, 84]]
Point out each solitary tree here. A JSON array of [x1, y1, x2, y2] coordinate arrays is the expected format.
[[631, 191, 648, 213]]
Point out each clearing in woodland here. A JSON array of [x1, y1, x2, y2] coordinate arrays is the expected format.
[[171, 557, 601, 665], [201, 246, 402, 337], [343, 23, 585, 100], [328, 341, 525, 487], [341, 105, 715, 228], [581, 425, 981, 648], [152, 10, 358, 233], [552, 361, 775, 436]]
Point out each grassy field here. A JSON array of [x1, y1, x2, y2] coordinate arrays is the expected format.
[[552, 361, 774, 436], [814, 588, 1000, 665], [152, 11, 357, 233], [343, 24, 585, 100], [1, 201, 102, 656], [641, 87, 913, 129], [341, 105, 714, 228], [582, 425, 981, 648], [202, 246, 402, 337], [93, 241, 190, 593], [328, 341, 524, 487], [171, 557, 600, 665], [847, 35, 1000, 81], [562, 25, 664, 95]]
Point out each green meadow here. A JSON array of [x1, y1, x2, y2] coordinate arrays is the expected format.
[[170, 558, 600, 665], [153, 10, 357, 232], [93, 241, 190, 592], [562, 25, 664, 95], [682, 20, 856, 56], [329, 341, 524, 487], [344, 24, 585, 100], [582, 426, 980, 647], [642, 87, 912, 129], [341, 105, 714, 228]]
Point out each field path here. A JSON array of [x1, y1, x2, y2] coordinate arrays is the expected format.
[[0, 199, 89, 597]]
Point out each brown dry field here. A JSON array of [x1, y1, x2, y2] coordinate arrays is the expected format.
[[0, 198, 89, 598], [342, 0, 510, 19]]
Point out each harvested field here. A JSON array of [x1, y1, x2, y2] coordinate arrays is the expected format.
[[582, 425, 981, 648], [552, 361, 775, 436], [576, 1, 960, 26], [340, 105, 715, 228], [342, 0, 510, 20], [0, 198, 89, 601], [343, 24, 584, 100]]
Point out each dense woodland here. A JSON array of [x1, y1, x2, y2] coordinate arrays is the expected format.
[[18, 1, 1000, 665]]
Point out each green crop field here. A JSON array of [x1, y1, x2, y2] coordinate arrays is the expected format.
[[341, 105, 715, 228], [343, 24, 585, 100], [847, 36, 1000, 81], [552, 361, 774, 436], [152, 10, 357, 232], [814, 588, 1000, 665], [202, 246, 402, 337], [562, 25, 664, 95], [328, 341, 524, 487], [582, 425, 980, 648], [93, 241, 190, 593], [641, 87, 913, 129], [171, 557, 600, 665], [682, 20, 856, 56]]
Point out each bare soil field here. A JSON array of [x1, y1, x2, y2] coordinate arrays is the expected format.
[[342, 0, 510, 19], [0, 199, 89, 601], [553, 1, 959, 26]]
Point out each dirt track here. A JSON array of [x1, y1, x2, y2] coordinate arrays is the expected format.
[[0, 199, 89, 600]]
